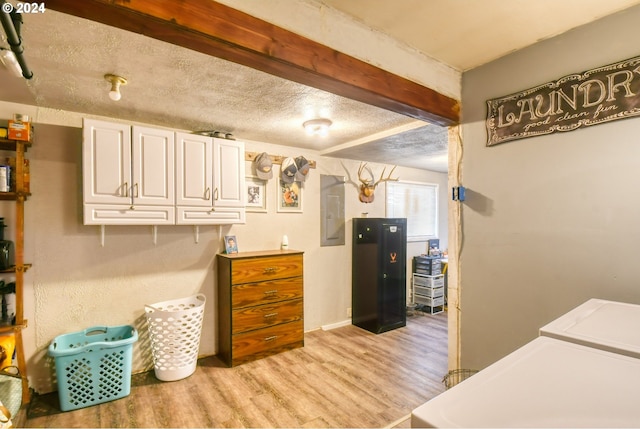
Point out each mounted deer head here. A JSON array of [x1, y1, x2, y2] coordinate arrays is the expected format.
[[358, 162, 399, 203]]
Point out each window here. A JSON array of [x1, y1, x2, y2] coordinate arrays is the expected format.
[[385, 181, 438, 242]]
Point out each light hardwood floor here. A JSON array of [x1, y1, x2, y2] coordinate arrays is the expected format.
[[19, 311, 447, 428]]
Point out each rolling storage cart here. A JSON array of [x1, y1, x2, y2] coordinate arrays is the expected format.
[[412, 256, 444, 314], [412, 273, 444, 314]]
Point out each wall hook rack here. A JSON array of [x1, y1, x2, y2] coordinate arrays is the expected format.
[[244, 152, 316, 169]]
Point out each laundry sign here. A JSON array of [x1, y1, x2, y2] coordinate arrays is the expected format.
[[486, 56, 640, 146]]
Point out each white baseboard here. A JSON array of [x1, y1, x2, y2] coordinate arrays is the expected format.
[[321, 319, 351, 331]]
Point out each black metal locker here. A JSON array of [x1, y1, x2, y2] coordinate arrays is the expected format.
[[352, 218, 407, 334]]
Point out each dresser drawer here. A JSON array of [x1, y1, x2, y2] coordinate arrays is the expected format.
[[232, 298, 303, 334], [231, 255, 303, 284], [232, 277, 302, 308], [232, 320, 304, 363]]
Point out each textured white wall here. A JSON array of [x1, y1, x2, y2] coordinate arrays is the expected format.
[[0, 102, 447, 393], [460, 5, 640, 370]]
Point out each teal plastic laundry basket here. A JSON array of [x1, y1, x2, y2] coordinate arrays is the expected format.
[[48, 325, 138, 411]]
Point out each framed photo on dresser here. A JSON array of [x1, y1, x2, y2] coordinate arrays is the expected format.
[[224, 235, 238, 254]]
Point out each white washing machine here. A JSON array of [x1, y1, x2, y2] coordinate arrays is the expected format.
[[539, 298, 640, 359], [411, 336, 640, 428]]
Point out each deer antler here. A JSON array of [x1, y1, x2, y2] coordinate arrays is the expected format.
[[356, 163, 399, 203], [372, 165, 399, 188], [358, 162, 373, 186]]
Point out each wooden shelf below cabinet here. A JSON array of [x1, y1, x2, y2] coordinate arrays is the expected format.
[[0, 264, 32, 274], [0, 321, 28, 334], [0, 139, 31, 151], [0, 192, 31, 201]]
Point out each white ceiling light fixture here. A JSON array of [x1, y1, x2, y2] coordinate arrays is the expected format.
[[303, 118, 332, 136], [104, 73, 127, 101], [0, 50, 23, 78]]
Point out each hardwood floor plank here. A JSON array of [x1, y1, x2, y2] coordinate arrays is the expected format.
[[194, 372, 239, 424], [22, 312, 447, 428], [125, 382, 169, 428], [245, 359, 328, 425], [97, 398, 131, 428], [301, 416, 332, 428]]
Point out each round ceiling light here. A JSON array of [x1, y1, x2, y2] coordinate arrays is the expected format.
[[303, 118, 332, 136], [104, 74, 128, 101]]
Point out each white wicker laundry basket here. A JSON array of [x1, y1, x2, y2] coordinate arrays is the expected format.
[[145, 294, 206, 381]]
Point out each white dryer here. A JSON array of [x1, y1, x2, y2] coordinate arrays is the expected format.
[[539, 298, 640, 358], [411, 336, 640, 428]]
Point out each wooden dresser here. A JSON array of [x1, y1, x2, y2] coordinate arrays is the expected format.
[[217, 249, 304, 366]]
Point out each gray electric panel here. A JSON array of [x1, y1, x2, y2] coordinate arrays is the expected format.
[[320, 175, 345, 247]]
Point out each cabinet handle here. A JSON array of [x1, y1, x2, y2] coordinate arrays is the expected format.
[[263, 267, 277, 274], [123, 181, 129, 197], [134, 183, 139, 198], [213, 187, 219, 201], [205, 187, 211, 200], [264, 312, 278, 319], [264, 336, 278, 342], [264, 290, 278, 296]]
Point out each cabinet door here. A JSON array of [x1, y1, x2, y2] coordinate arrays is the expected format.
[[175, 132, 213, 207], [82, 119, 131, 204], [132, 126, 175, 206], [213, 138, 245, 208]]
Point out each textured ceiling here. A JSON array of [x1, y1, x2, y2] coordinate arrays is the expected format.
[[1, 1, 639, 173], [319, 0, 640, 71], [16, 12, 418, 147]]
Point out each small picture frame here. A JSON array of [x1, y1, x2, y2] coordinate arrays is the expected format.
[[277, 179, 303, 213], [245, 176, 267, 212], [224, 235, 238, 254]]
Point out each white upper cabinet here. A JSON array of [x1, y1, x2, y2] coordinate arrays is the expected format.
[[175, 135, 246, 225], [83, 119, 175, 225], [175, 132, 213, 207], [132, 126, 175, 206], [84, 120, 245, 226], [213, 138, 245, 208], [82, 119, 131, 205]]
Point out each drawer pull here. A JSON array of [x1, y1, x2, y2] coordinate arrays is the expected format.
[[264, 290, 278, 296], [264, 312, 278, 318], [263, 267, 277, 274], [264, 335, 278, 342]]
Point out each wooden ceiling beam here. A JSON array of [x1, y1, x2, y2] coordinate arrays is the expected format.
[[45, 0, 459, 126]]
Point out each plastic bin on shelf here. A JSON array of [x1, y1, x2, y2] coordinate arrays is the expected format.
[[47, 324, 138, 411], [145, 293, 206, 381]]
